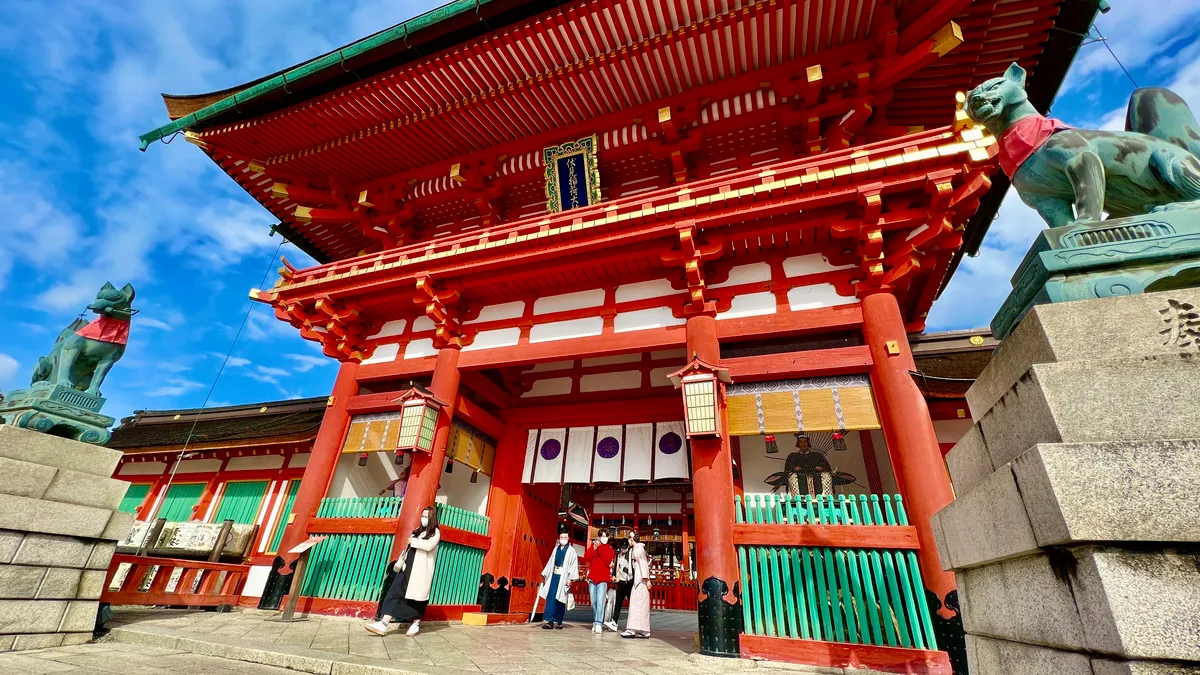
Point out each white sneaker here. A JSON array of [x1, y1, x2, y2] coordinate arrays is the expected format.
[[406, 623, 420, 637], [604, 620, 619, 632], [592, 624, 602, 634], [364, 621, 390, 636]]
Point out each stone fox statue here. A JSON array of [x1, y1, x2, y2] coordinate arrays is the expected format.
[[33, 282, 135, 397], [964, 62, 1200, 228]]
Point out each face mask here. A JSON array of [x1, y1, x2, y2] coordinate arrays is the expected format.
[[600, 536, 609, 544], [558, 537, 568, 547], [420, 516, 429, 527]]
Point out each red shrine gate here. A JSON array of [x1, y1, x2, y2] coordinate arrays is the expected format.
[[140, 0, 1097, 670]]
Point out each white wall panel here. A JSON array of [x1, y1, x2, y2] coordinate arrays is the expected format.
[[579, 370, 642, 392], [783, 253, 856, 277], [787, 284, 858, 312], [717, 292, 777, 320], [523, 377, 572, 397], [615, 279, 677, 302], [368, 319, 407, 339], [533, 289, 606, 315], [466, 301, 526, 324], [462, 327, 521, 351], [614, 307, 686, 333], [404, 338, 436, 359], [362, 343, 399, 364], [529, 317, 604, 343], [708, 262, 772, 289]]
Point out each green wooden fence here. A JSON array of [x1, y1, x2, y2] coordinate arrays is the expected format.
[[213, 481, 269, 524], [267, 481, 301, 553], [301, 533, 394, 601], [302, 498, 489, 606], [735, 494, 938, 651], [434, 503, 489, 535], [316, 496, 403, 518]]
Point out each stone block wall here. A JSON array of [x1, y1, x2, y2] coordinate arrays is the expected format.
[[932, 288, 1200, 674], [0, 425, 133, 652]]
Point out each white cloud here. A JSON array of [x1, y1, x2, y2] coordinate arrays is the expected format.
[[0, 162, 85, 296], [145, 377, 205, 397], [244, 308, 296, 341], [138, 317, 174, 331], [0, 353, 20, 390], [284, 354, 332, 372], [244, 364, 291, 385], [1062, 1, 1200, 95], [211, 354, 251, 368]]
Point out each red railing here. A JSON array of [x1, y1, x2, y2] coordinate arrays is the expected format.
[[570, 578, 699, 611], [101, 555, 248, 607], [266, 124, 977, 294]]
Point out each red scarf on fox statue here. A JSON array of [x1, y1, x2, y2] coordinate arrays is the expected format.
[[997, 115, 1069, 179], [75, 317, 130, 345]]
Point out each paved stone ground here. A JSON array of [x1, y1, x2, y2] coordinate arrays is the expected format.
[[0, 608, 881, 674], [0, 641, 301, 674], [103, 607, 729, 674]]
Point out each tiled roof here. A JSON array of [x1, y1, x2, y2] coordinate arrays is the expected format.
[[108, 396, 328, 450]]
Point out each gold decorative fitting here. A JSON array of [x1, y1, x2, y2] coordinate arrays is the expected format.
[[259, 407, 268, 413], [885, 340, 901, 355], [969, 335, 986, 346], [173, 414, 181, 421], [932, 21, 964, 57]]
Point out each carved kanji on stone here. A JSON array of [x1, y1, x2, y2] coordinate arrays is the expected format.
[[1158, 299, 1200, 350]]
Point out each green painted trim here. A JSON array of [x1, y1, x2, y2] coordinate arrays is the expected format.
[[267, 480, 301, 554], [736, 494, 935, 650], [157, 483, 206, 522], [138, 0, 496, 150], [118, 483, 152, 514], [213, 480, 269, 525]]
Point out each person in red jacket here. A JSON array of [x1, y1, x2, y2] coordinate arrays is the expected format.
[[581, 528, 615, 634]]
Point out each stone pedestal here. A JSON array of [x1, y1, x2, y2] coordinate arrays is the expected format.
[[0, 383, 116, 445], [932, 288, 1200, 674], [0, 425, 134, 651]]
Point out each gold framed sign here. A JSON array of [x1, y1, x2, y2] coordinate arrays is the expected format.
[[544, 135, 601, 213]]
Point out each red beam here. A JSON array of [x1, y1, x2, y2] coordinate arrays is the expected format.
[[503, 395, 682, 428], [359, 305, 865, 381], [344, 391, 506, 439], [305, 519, 491, 549], [454, 394, 507, 440], [308, 517, 396, 535], [722, 346, 872, 381], [732, 523, 920, 550], [440, 526, 491, 550], [459, 370, 517, 409], [740, 635, 951, 674]]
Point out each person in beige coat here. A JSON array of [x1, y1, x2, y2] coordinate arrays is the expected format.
[[365, 505, 441, 637]]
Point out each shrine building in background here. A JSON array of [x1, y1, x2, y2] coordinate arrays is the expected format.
[[134, 0, 1099, 670]]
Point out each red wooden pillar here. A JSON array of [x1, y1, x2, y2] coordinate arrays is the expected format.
[[685, 313, 742, 657], [481, 425, 525, 600], [278, 361, 360, 556], [392, 346, 461, 557], [861, 292, 956, 609]]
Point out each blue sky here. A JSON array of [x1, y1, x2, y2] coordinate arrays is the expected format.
[[0, 0, 1197, 420]]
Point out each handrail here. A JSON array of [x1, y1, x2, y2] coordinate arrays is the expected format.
[[101, 554, 247, 608], [260, 125, 988, 294]]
